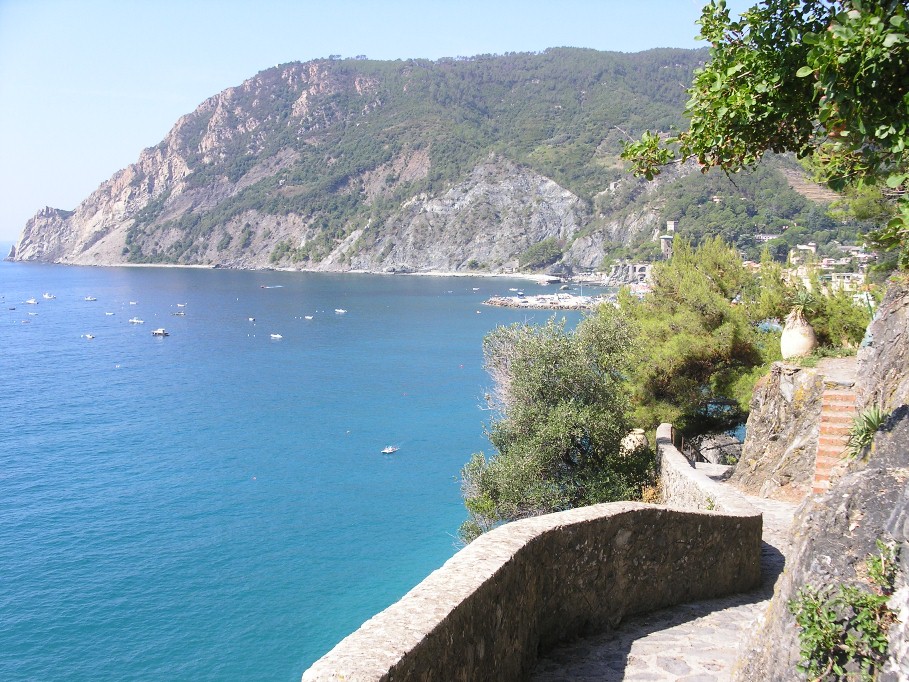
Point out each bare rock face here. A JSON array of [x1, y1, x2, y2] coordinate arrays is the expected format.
[[856, 277, 909, 414], [344, 157, 591, 273], [729, 362, 825, 501]]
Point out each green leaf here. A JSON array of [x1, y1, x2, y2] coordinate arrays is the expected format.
[[886, 173, 908, 188], [796, 66, 814, 77]]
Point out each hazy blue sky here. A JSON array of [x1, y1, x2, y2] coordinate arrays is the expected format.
[[0, 0, 753, 241]]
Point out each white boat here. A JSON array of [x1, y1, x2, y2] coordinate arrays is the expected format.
[[105, 312, 114, 316], [176, 303, 186, 307], [270, 333, 283, 339], [151, 328, 169, 337], [304, 315, 313, 320], [248, 317, 255, 322], [42, 293, 55, 299], [24, 298, 37, 305], [171, 311, 185, 316], [335, 308, 347, 314], [82, 333, 94, 339], [129, 301, 137, 305], [129, 317, 144, 324], [381, 446, 399, 454], [84, 296, 97, 301]]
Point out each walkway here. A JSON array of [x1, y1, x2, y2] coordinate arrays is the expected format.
[[531, 488, 797, 682]]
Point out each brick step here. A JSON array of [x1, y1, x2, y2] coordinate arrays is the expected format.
[[819, 424, 849, 443], [822, 388, 858, 399], [819, 433, 850, 445], [820, 413, 856, 425], [822, 395, 858, 407]]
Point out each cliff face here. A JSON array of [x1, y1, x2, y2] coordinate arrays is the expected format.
[[10, 48, 788, 274]]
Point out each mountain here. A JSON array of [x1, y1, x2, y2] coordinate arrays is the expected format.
[[8, 48, 845, 272]]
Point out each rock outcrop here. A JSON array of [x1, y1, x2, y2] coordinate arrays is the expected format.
[[729, 362, 826, 501]]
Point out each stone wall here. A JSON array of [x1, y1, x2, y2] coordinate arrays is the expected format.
[[301, 425, 762, 681]]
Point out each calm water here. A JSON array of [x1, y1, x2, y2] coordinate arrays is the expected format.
[[0, 254, 585, 681]]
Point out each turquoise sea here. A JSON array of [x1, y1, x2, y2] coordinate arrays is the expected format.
[[0, 250, 586, 681]]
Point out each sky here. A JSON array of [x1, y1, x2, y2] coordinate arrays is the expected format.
[[0, 0, 753, 241]]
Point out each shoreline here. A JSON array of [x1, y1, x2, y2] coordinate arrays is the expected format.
[[5, 257, 578, 284]]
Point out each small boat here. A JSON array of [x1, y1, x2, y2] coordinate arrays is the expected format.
[[335, 308, 347, 314], [176, 303, 186, 307], [105, 312, 114, 316], [151, 328, 169, 337], [42, 293, 55, 299], [171, 311, 185, 316], [560, 284, 570, 290], [24, 298, 38, 305], [304, 315, 313, 320], [82, 333, 94, 339], [248, 317, 255, 322], [270, 333, 283, 339], [129, 317, 144, 324], [129, 301, 138, 305], [84, 296, 97, 301], [381, 446, 399, 454]]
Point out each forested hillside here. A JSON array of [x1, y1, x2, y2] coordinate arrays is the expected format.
[[11, 47, 865, 271]]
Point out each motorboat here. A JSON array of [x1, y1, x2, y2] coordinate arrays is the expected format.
[[129, 317, 144, 324], [381, 446, 399, 454], [151, 328, 169, 337], [171, 311, 185, 316], [304, 315, 313, 320], [334, 308, 347, 314], [24, 298, 38, 305], [270, 334, 283, 339], [42, 293, 55, 299], [82, 333, 94, 339], [84, 296, 97, 301]]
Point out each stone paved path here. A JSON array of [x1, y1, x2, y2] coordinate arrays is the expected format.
[[531, 491, 797, 682]]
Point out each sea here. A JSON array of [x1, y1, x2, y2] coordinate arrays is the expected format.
[[0, 249, 588, 681]]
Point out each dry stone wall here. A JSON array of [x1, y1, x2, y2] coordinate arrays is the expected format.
[[301, 425, 762, 681]]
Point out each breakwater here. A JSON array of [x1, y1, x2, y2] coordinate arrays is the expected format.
[[483, 293, 607, 310]]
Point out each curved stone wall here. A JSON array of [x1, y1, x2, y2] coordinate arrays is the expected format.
[[301, 425, 762, 681]]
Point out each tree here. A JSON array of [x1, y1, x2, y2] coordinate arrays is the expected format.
[[459, 311, 654, 542], [622, 0, 909, 266], [619, 237, 777, 432]]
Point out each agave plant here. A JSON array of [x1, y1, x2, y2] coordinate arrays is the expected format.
[[845, 405, 889, 459]]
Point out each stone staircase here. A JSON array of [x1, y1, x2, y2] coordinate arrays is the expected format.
[[812, 383, 858, 494]]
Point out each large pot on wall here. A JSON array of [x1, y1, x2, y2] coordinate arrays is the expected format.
[[780, 308, 817, 359], [620, 428, 649, 456]]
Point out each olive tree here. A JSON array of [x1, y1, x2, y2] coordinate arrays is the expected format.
[[459, 308, 654, 543]]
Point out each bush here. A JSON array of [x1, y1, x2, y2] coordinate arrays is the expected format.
[[459, 309, 654, 542]]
